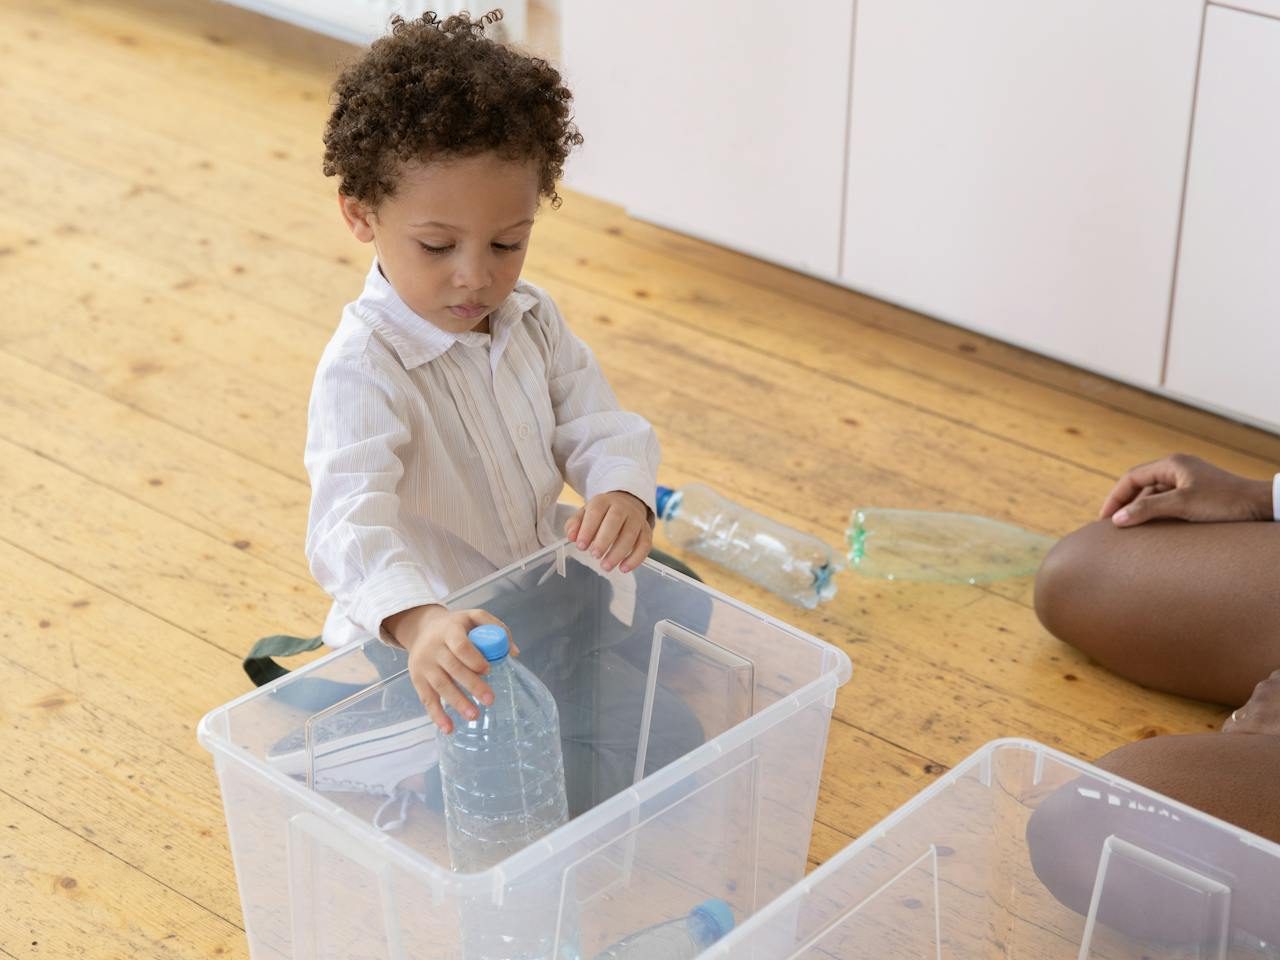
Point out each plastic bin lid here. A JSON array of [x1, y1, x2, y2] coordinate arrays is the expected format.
[[468, 624, 510, 662], [693, 898, 735, 940]]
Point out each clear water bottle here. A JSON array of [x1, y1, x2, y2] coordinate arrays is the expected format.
[[847, 508, 1055, 584], [593, 899, 734, 959], [439, 624, 570, 870], [440, 625, 578, 959], [655, 484, 839, 608]]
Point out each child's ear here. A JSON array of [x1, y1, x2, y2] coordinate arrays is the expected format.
[[338, 192, 376, 243]]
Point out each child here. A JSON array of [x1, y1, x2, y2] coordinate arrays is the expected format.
[[308, 11, 661, 741]]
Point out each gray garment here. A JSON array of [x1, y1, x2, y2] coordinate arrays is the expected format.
[[360, 550, 709, 817], [489, 554, 709, 817]]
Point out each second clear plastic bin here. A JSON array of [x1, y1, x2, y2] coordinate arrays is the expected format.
[[701, 739, 1280, 959], [198, 542, 852, 959]]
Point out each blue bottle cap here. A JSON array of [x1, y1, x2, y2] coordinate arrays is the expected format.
[[468, 624, 510, 662], [655, 485, 676, 519], [691, 898, 735, 941]]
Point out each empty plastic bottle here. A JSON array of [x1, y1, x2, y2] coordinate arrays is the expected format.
[[656, 484, 840, 608], [593, 899, 735, 959], [439, 624, 570, 872], [846, 508, 1055, 584]]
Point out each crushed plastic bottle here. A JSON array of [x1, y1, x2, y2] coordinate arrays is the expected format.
[[846, 508, 1055, 584], [656, 484, 840, 608], [593, 899, 734, 959]]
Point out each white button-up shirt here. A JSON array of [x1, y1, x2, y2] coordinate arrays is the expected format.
[[306, 261, 660, 647]]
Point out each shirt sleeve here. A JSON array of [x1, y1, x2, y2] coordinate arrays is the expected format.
[[304, 349, 448, 640], [540, 298, 661, 518], [1273, 473, 1280, 522]]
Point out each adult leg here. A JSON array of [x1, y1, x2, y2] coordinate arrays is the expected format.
[[1027, 671, 1280, 944], [1034, 519, 1280, 705], [1026, 732, 1280, 944]]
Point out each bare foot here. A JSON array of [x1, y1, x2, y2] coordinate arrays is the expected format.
[[1222, 668, 1280, 735]]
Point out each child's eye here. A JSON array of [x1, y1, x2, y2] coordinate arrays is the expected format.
[[492, 242, 524, 253], [419, 242, 453, 255]]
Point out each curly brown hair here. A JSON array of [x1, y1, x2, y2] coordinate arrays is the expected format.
[[322, 10, 583, 209]]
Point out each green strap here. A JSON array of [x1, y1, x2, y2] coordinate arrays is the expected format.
[[243, 633, 324, 687]]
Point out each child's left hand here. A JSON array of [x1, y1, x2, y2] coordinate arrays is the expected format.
[[565, 491, 653, 573]]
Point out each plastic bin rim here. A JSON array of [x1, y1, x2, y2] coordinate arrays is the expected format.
[[196, 540, 854, 892], [197, 539, 851, 724], [700, 736, 1280, 957], [198, 666, 847, 892]]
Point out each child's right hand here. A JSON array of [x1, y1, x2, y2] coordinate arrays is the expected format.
[[382, 604, 518, 734]]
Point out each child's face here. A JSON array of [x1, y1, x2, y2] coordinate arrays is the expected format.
[[340, 154, 540, 333]]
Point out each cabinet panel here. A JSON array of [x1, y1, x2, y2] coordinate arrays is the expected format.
[[841, 0, 1202, 387], [1165, 5, 1280, 429], [562, 1, 854, 276]]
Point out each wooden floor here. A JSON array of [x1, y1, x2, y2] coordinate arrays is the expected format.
[[3, 0, 1280, 956]]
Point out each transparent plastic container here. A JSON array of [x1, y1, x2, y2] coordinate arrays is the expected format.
[[198, 541, 852, 959], [701, 739, 1280, 959]]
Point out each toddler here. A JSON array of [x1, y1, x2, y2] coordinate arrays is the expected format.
[[308, 11, 661, 743]]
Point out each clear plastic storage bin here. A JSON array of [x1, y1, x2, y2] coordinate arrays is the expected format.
[[702, 739, 1280, 959], [199, 542, 852, 959]]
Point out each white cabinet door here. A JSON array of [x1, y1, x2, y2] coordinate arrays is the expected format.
[[561, 1, 854, 277], [840, 0, 1202, 387], [1164, 5, 1280, 429]]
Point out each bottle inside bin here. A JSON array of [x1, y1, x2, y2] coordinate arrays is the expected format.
[[438, 624, 570, 872], [593, 898, 734, 959]]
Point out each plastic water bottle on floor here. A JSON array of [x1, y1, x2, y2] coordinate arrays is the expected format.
[[593, 899, 734, 959], [440, 625, 577, 959], [656, 484, 840, 608], [846, 508, 1055, 584]]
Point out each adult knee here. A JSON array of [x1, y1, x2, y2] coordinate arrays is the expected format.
[[1033, 521, 1111, 646], [1028, 734, 1280, 944], [1094, 733, 1280, 845]]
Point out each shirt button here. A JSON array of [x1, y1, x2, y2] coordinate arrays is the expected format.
[[517, 423, 532, 439], [540, 494, 551, 509]]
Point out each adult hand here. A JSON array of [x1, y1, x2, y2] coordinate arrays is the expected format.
[[1099, 454, 1273, 527], [1223, 670, 1280, 736]]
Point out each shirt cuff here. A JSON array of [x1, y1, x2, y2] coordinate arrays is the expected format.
[[1273, 473, 1280, 522], [347, 563, 442, 645], [587, 462, 658, 521]]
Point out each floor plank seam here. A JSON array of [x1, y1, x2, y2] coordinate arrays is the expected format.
[[0, 786, 246, 933], [0, 532, 253, 663]]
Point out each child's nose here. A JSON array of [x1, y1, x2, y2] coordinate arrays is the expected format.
[[453, 257, 492, 291]]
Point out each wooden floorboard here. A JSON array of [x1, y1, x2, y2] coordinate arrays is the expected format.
[[0, 0, 1271, 956]]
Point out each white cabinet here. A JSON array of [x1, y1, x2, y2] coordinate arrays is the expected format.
[[1164, 5, 1280, 427], [218, 1, 527, 45], [561, 1, 855, 277], [839, 0, 1203, 388]]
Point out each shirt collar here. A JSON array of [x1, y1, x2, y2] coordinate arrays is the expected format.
[[352, 259, 537, 370]]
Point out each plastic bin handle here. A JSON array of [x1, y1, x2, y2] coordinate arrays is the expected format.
[[287, 811, 406, 960]]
